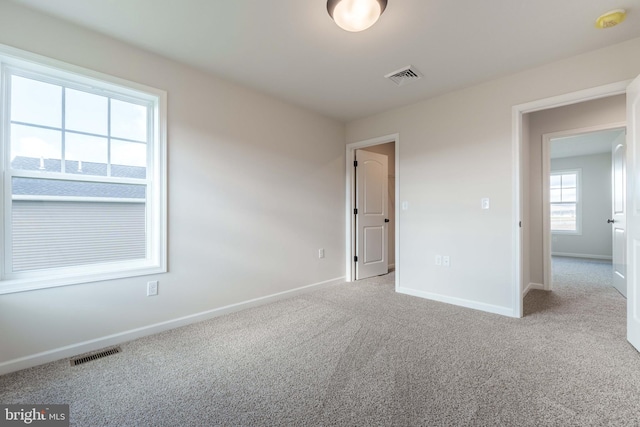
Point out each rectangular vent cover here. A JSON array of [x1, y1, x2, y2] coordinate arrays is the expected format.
[[70, 346, 121, 366], [385, 65, 423, 86]]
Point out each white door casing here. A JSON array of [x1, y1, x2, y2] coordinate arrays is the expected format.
[[612, 132, 627, 298], [355, 149, 388, 280], [627, 74, 640, 352]]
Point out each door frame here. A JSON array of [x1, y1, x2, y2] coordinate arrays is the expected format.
[[542, 124, 626, 291], [513, 81, 630, 317], [345, 133, 400, 290]]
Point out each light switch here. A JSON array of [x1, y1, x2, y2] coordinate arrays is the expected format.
[[402, 201, 409, 211], [481, 198, 490, 210]]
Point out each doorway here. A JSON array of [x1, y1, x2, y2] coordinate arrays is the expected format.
[[513, 83, 629, 318], [345, 134, 400, 289], [542, 126, 626, 297], [522, 95, 626, 301]]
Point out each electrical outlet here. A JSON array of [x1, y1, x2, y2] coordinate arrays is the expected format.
[[435, 255, 442, 266], [318, 248, 325, 259], [443, 256, 450, 267], [147, 281, 158, 296]]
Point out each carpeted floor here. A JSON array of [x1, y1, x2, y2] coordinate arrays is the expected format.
[[1, 258, 639, 426]]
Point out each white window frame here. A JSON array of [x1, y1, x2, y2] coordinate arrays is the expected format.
[[550, 168, 582, 235], [0, 44, 167, 294]]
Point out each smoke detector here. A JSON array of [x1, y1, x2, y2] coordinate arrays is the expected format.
[[595, 9, 626, 29], [385, 65, 423, 86]]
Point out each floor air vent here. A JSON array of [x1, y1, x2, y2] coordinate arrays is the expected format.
[[70, 346, 122, 366], [385, 65, 423, 86]]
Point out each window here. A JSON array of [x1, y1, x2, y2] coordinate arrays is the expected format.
[[0, 46, 166, 293], [550, 170, 581, 234]]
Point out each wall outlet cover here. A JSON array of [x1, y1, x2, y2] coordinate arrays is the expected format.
[[147, 281, 158, 296]]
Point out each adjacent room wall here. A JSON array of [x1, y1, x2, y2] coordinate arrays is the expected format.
[[360, 143, 396, 268], [551, 152, 612, 259], [346, 38, 640, 315], [0, 2, 346, 372], [521, 114, 531, 294], [527, 95, 625, 285]]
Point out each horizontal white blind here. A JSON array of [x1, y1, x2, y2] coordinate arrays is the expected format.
[[12, 201, 146, 272]]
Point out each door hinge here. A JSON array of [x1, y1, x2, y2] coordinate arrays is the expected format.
[[519, 221, 522, 228], [354, 160, 358, 167], [354, 208, 358, 215], [354, 256, 358, 262]]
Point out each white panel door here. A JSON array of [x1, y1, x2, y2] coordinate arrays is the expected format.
[[612, 132, 627, 297], [355, 149, 388, 280], [627, 74, 640, 352]]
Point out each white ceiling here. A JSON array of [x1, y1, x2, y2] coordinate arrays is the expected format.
[[551, 128, 625, 159], [8, 0, 640, 122]]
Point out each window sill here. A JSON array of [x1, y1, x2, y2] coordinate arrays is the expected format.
[[0, 262, 166, 295]]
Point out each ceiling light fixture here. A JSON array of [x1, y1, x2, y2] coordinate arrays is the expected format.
[[327, 0, 388, 32], [595, 9, 626, 29]]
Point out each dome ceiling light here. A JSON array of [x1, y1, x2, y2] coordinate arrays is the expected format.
[[327, 0, 388, 32]]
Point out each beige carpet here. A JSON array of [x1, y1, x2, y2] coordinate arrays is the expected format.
[[1, 258, 639, 426]]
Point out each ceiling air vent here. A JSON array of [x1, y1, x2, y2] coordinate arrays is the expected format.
[[385, 65, 423, 86]]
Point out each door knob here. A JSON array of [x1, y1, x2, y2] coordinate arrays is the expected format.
[[384, 218, 390, 223], [608, 219, 615, 224]]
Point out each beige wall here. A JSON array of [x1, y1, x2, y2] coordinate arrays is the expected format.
[[360, 143, 395, 268], [0, 2, 345, 371], [527, 95, 625, 285], [346, 38, 640, 315], [521, 113, 531, 295]]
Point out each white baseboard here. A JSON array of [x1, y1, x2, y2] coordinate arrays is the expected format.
[[552, 252, 612, 261], [0, 276, 345, 376], [396, 287, 516, 318], [523, 282, 545, 297]]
